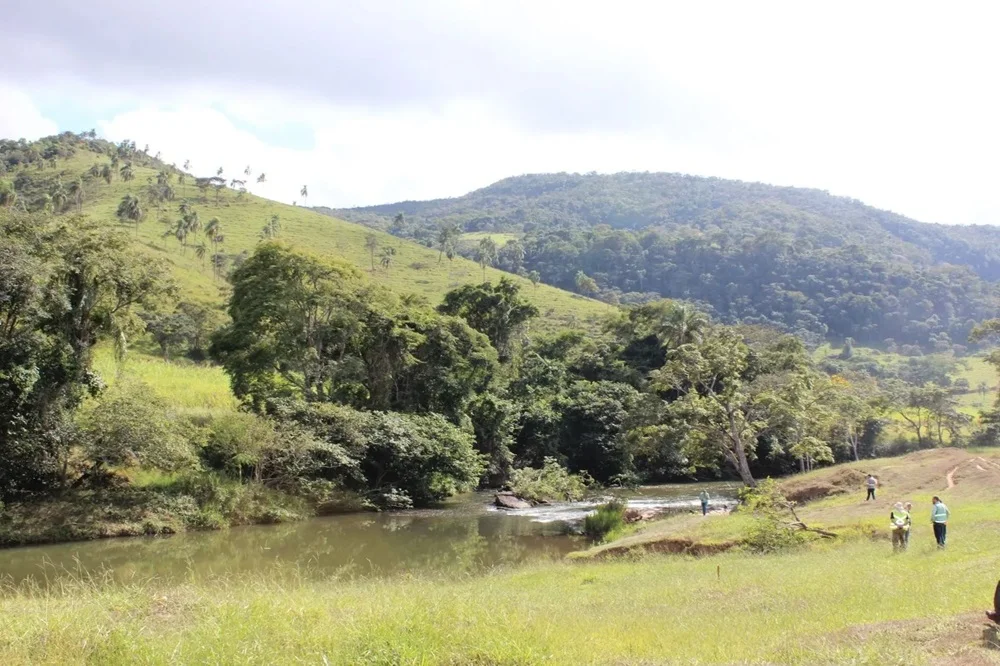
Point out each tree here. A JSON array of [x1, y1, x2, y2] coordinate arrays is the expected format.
[[260, 214, 280, 240], [840, 337, 855, 360], [68, 178, 85, 212], [659, 302, 710, 350], [477, 237, 498, 281], [300, 185, 308, 206], [364, 233, 379, 271], [183, 159, 191, 171], [528, 270, 541, 290], [390, 213, 406, 235], [0, 179, 16, 208], [116, 194, 143, 235], [216, 167, 224, 177], [50, 180, 68, 214], [256, 173, 267, 184], [379, 246, 396, 273], [205, 217, 225, 279], [574, 270, 599, 297], [652, 328, 810, 486], [498, 239, 526, 273], [436, 223, 461, 264], [119, 162, 135, 188], [194, 242, 208, 267], [439, 278, 539, 362], [244, 165, 252, 177]]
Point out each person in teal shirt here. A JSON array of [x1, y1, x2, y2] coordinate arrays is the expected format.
[[931, 496, 950, 547], [699, 490, 710, 516]]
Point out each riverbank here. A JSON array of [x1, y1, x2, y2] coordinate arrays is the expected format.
[[571, 447, 1000, 559], [3, 515, 1000, 665]]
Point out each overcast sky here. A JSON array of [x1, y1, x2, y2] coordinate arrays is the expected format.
[[2, 1, 998, 224]]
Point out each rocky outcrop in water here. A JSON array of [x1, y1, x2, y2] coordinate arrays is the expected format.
[[494, 492, 532, 510]]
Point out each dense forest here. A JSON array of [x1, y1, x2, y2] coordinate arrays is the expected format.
[[327, 173, 1000, 350]]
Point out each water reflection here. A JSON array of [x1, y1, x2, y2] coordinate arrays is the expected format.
[[0, 482, 737, 586]]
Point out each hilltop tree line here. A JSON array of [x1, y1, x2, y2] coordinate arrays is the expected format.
[[332, 172, 1000, 351]]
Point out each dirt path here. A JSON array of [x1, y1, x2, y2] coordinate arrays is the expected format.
[[947, 465, 959, 489]]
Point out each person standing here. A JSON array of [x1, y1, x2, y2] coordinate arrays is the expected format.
[[699, 489, 710, 516], [903, 502, 913, 547], [931, 496, 950, 547], [865, 474, 878, 501], [890, 502, 910, 552]]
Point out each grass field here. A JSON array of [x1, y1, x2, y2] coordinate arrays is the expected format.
[[458, 231, 521, 247], [3, 449, 1000, 665], [53, 151, 610, 335]]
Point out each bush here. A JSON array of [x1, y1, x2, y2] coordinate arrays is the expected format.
[[78, 380, 196, 472], [740, 479, 806, 554], [509, 457, 592, 502], [583, 500, 626, 541]]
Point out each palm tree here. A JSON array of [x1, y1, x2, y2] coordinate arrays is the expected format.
[[213, 182, 227, 206], [205, 218, 224, 279], [110, 154, 120, 170], [116, 194, 143, 235], [436, 223, 461, 264], [0, 180, 17, 208], [477, 237, 498, 282], [184, 210, 201, 235], [120, 162, 135, 188], [194, 242, 208, 267], [183, 159, 191, 171], [156, 170, 170, 186], [88, 163, 101, 178], [380, 246, 396, 273], [68, 178, 85, 212], [260, 214, 281, 240], [256, 173, 267, 184], [244, 165, 252, 177], [51, 180, 68, 214], [300, 185, 308, 206], [364, 233, 379, 271], [100, 164, 113, 185], [660, 303, 710, 349], [216, 167, 224, 177], [165, 219, 188, 252]]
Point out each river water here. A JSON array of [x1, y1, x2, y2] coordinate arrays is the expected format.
[[0, 483, 737, 585]]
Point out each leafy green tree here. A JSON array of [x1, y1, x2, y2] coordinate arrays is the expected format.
[[439, 278, 539, 362], [498, 239, 526, 273], [574, 270, 599, 297], [467, 392, 516, 485], [528, 270, 540, 290], [477, 237, 498, 281], [0, 179, 17, 208], [260, 214, 280, 240], [100, 164, 113, 185]]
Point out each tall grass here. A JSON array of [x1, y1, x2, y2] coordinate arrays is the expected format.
[[2, 516, 999, 665]]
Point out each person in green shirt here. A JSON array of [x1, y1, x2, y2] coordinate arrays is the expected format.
[[698, 489, 710, 516], [931, 496, 950, 547]]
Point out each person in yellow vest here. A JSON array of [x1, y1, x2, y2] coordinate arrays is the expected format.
[[890, 502, 910, 552], [931, 496, 950, 548]]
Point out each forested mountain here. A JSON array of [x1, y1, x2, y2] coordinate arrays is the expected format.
[[326, 173, 1000, 350]]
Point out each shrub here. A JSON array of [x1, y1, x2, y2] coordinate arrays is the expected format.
[[78, 379, 196, 472], [583, 500, 626, 541], [740, 479, 806, 553], [509, 457, 592, 503]]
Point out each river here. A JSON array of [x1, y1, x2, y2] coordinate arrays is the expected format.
[[0, 482, 738, 585]]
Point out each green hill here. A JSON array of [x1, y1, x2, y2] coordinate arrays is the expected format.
[[1, 135, 611, 335], [327, 172, 1000, 351]]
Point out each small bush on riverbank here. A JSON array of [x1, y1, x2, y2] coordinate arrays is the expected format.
[[509, 457, 592, 502], [740, 479, 806, 553], [584, 500, 627, 541]]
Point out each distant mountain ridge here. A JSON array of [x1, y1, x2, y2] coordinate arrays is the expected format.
[[319, 172, 1000, 350]]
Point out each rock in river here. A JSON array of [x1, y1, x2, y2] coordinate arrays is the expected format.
[[494, 492, 532, 510]]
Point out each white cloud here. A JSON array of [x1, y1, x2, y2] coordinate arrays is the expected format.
[[9, 1, 1000, 224], [0, 85, 58, 141]]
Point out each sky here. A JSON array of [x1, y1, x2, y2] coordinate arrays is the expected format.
[[2, 1, 998, 224]]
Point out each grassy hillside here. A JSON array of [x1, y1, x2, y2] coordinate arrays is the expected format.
[[5, 449, 1000, 665], [53, 149, 612, 334]]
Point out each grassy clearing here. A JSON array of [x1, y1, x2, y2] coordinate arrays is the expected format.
[[2, 504, 999, 664], [91, 346, 237, 418], [55, 151, 610, 334], [458, 231, 521, 247]]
